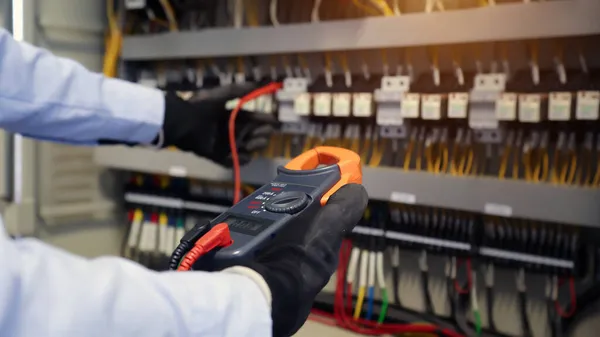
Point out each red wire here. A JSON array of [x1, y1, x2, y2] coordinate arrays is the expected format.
[[177, 223, 233, 271], [229, 82, 283, 204], [453, 258, 472, 295], [313, 240, 464, 337], [555, 276, 577, 318]]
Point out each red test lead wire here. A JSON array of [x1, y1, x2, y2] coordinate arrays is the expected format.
[[310, 240, 465, 337], [555, 276, 577, 318], [177, 223, 233, 271], [229, 82, 283, 204]]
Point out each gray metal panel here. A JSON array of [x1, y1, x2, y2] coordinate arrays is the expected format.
[[122, 0, 600, 60], [363, 168, 600, 227], [94, 146, 285, 184], [94, 146, 600, 228]]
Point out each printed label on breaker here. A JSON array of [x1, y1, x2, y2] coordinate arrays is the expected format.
[[168, 166, 188, 177], [313, 93, 332, 116], [484, 203, 512, 217], [333, 93, 352, 117], [125, 0, 146, 9], [294, 93, 311, 116], [401, 93, 420, 118], [576, 91, 600, 120], [390, 192, 416, 204], [353, 93, 373, 117], [519, 94, 542, 123], [495, 93, 517, 121], [448, 93, 469, 118], [421, 94, 442, 120], [548, 92, 572, 121]]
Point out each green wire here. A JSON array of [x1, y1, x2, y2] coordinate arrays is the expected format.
[[177, 252, 187, 269], [377, 288, 389, 324], [175, 217, 186, 269], [473, 310, 482, 336]]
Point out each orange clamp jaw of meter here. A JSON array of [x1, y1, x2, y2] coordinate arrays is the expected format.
[[285, 146, 362, 205]]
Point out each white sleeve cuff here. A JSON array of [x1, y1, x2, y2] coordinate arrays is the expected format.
[[222, 266, 272, 311]]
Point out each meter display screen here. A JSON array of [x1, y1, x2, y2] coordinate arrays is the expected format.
[[225, 216, 273, 236]]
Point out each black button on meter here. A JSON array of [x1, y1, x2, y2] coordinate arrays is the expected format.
[[265, 191, 310, 214]]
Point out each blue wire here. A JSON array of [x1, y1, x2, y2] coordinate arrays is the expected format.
[[366, 286, 375, 320]]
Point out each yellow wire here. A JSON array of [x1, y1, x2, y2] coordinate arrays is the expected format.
[[369, 138, 387, 167], [370, 0, 394, 16], [354, 286, 366, 319], [283, 135, 293, 159], [523, 148, 533, 182], [103, 0, 122, 78], [360, 137, 371, 164], [450, 141, 461, 176], [540, 151, 550, 182], [415, 139, 423, 171], [551, 150, 562, 184], [592, 156, 600, 186], [580, 148, 592, 186], [298, 55, 309, 70], [440, 145, 449, 173], [246, 0, 260, 26], [352, 0, 381, 16], [512, 142, 521, 180], [339, 52, 349, 73], [325, 53, 333, 72], [159, 0, 178, 31], [567, 153, 578, 184], [425, 142, 435, 173], [429, 46, 439, 70], [462, 148, 474, 176], [498, 146, 511, 179], [404, 138, 415, 171]]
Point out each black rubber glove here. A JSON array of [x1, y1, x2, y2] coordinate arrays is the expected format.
[[245, 184, 368, 337], [161, 83, 276, 167]]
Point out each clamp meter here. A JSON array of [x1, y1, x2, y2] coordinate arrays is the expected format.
[[185, 146, 362, 270]]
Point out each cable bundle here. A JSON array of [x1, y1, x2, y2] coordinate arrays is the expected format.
[[310, 240, 465, 337]]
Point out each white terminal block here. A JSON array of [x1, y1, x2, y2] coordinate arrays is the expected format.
[[353, 93, 373, 117], [448, 93, 469, 119], [294, 93, 311, 116], [401, 93, 421, 118], [495, 93, 517, 121], [548, 92, 572, 121], [518, 94, 542, 123], [421, 94, 443, 120], [576, 91, 600, 120], [313, 93, 332, 116], [333, 93, 352, 117]]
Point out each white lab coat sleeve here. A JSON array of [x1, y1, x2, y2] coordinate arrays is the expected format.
[[0, 222, 272, 337], [0, 28, 163, 145]]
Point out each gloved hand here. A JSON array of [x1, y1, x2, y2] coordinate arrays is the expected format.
[[226, 184, 368, 337], [160, 83, 276, 167]]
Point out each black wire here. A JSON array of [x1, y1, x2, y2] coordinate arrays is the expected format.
[[547, 298, 559, 337], [447, 277, 456, 320], [519, 291, 533, 337], [562, 281, 600, 336], [392, 248, 402, 307], [449, 281, 516, 337], [422, 270, 435, 314], [486, 286, 497, 332]]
